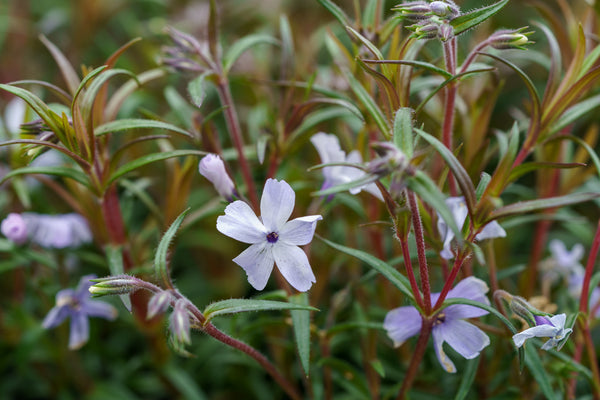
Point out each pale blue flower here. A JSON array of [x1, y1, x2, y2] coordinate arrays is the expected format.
[[384, 277, 491, 373], [217, 178, 322, 292], [437, 197, 506, 259], [42, 275, 117, 350], [310, 132, 382, 200], [513, 313, 572, 350], [1, 212, 92, 248]]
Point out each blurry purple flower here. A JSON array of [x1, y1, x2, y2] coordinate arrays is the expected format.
[[310, 132, 382, 200], [42, 275, 117, 350], [513, 313, 572, 350], [199, 154, 236, 201], [1, 212, 92, 248], [549, 239, 585, 275], [217, 178, 322, 292], [1, 213, 28, 244], [437, 197, 506, 259], [170, 299, 191, 345], [384, 277, 491, 373]]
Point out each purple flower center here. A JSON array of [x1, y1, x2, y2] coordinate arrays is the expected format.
[[433, 312, 446, 326], [266, 232, 279, 243]]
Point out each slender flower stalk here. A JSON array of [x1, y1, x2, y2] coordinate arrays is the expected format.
[[408, 191, 431, 312]]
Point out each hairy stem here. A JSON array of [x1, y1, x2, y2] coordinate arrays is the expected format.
[[408, 192, 431, 312], [395, 318, 433, 400]]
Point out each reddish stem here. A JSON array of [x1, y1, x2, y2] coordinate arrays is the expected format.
[[399, 237, 425, 310], [579, 219, 600, 314], [395, 318, 433, 400], [408, 192, 431, 312]]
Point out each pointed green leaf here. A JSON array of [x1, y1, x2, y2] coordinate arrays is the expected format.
[[475, 172, 491, 200], [155, 209, 189, 289], [316, 0, 350, 27], [107, 150, 205, 185], [393, 107, 414, 158], [524, 344, 558, 400], [415, 128, 477, 214], [105, 68, 166, 120], [80, 69, 138, 119], [450, 0, 509, 36], [508, 162, 585, 182], [489, 192, 600, 221], [346, 27, 391, 77], [0, 84, 62, 135], [0, 166, 91, 189], [223, 34, 279, 75], [454, 358, 480, 400], [202, 299, 318, 324], [187, 71, 213, 109], [290, 293, 311, 376], [549, 94, 600, 135], [318, 236, 416, 302], [95, 118, 192, 138], [363, 59, 452, 79]]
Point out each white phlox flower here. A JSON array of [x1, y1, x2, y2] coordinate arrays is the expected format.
[[437, 196, 506, 259], [512, 313, 572, 350], [310, 132, 382, 200], [216, 179, 322, 292]]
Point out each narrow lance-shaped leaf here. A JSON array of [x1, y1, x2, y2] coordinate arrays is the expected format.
[[524, 345, 558, 400], [107, 149, 206, 186], [450, 0, 509, 36], [290, 293, 311, 376], [414, 128, 477, 215], [393, 107, 414, 158], [223, 34, 279, 75], [155, 208, 190, 289], [0, 166, 92, 191], [39, 34, 80, 96], [95, 118, 193, 138], [508, 162, 586, 183], [488, 192, 600, 221], [318, 236, 416, 303], [316, 0, 350, 28], [187, 71, 213, 109], [346, 27, 392, 78], [202, 298, 318, 324]]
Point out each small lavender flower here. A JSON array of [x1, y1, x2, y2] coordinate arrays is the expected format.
[[437, 197, 506, 259], [42, 275, 117, 350], [199, 154, 236, 201], [1, 212, 92, 248], [513, 314, 572, 350], [1, 213, 28, 244], [217, 178, 322, 292], [311, 132, 382, 200], [384, 277, 491, 373]]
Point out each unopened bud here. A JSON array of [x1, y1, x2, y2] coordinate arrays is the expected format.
[[438, 23, 454, 42], [509, 296, 537, 327], [393, 2, 432, 21], [489, 28, 532, 50], [147, 291, 174, 319], [199, 154, 236, 201], [408, 21, 440, 40], [1, 213, 28, 245], [430, 1, 460, 18], [170, 299, 192, 345], [89, 275, 140, 297]]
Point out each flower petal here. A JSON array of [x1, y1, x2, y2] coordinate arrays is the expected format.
[[310, 132, 345, 165], [217, 201, 267, 244], [42, 305, 70, 329], [445, 277, 490, 319], [260, 179, 295, 231], [438, 319, 490, 360], [512, 324, 558, 347], [272, 243, 316, 292], [437, 197, 468, 260], [68, 312, 90, 350], [432, 325, 457, 373], [83, 300, 118, 320], [233, 242, 275, 290], [383, 306, 422, 347], [475, 221, 506, 241], [280, 215, 322, 245]]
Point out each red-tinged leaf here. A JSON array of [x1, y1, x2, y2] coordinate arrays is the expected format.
[[10, 80, 72, 104], [39, 35, 80, 96], [105, 69, 166, 121], [356, 58, 399, 115], [0, 139, 90, 170], [0, 166, 91, 190], [508, 162, 586, 182], [488, 192, 600, 222]]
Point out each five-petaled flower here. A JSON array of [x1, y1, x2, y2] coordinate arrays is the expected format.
[[217, 178, 322, 292], [384, 277, 491, 373], [437, 196, 506, 259], [513, 314, 572, 350], [311, 132, 382, 200], [42, 275, 117, 350]]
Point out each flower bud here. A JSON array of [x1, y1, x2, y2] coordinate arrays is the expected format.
[[199, 154, 236, 201], [1, 213, 28, 245], [147, 291, 174, 319], [489, 28, 532, 50], [89, 276, 140, 297], [393, 2, 432, 21], [169, 299, 191, 345], [509, 296, 537, 327], [407, 21, 440, 40], [430, 1, 460, 18]]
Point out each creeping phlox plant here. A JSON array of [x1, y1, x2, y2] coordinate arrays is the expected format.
[[3, 0, 600, 398]]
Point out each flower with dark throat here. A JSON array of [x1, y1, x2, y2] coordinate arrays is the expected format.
[[216, 179, 322, 292], [384, 277, 491, 373]]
